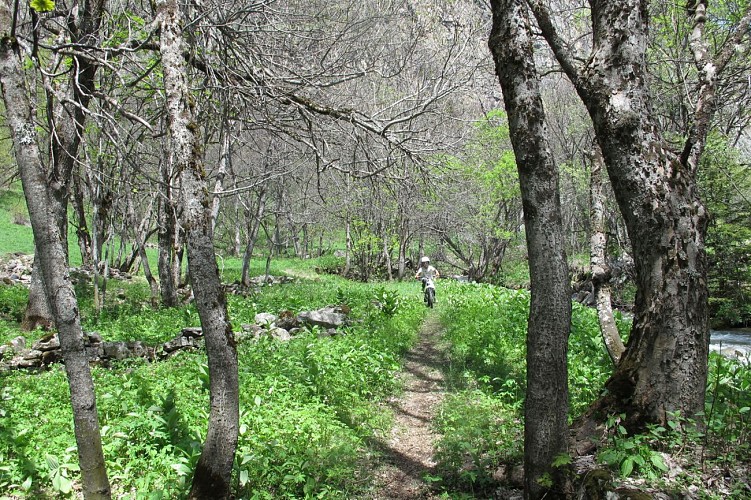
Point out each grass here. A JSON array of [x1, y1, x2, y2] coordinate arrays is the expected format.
[[430, 280, 751, 498], [0, 254, 429, 498], [0, 188, 34, 257], [1, 201, 749, 497]]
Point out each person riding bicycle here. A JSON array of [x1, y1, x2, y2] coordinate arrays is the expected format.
[[415, 257, 440, 304]]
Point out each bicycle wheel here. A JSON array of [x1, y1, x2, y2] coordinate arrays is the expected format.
[[426, 287, 435, 308]]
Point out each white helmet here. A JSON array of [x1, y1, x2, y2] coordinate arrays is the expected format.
[[420, 256, 430, 263]]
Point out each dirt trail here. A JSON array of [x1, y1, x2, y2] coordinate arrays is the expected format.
[[368, 312, 447, 499]]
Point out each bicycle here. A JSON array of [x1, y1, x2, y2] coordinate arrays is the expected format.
[[421, 277, 436, 308]]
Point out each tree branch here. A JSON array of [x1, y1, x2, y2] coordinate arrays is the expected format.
[[525, 0, 584, 90]]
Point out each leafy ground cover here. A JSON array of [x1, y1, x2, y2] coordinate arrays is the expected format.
[[0, 256, 426, 498], [432, 280, 751, 498], [1, 253, 749, 498]]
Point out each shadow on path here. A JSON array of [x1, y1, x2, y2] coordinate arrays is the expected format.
[[366, 313, 446, 499]]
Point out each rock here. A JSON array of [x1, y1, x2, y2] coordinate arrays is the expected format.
[[41, 350, 62, 365], [255, 313, 278, 327], [86, 343, 104, 360], [15, 357, 41, 369], [32, 333, 59, 351], [9, 336, 26, 352], [297, 307, 347, 329], [269, 327, 291, 341], [180, 327, 203, 338], [125, 341, 152, 359], [86, 331, 103, 345], [101, 341, 152, 361], [275, 310, 299, 330], [162, 336, 199, 353], [241, 323, 262, 333]]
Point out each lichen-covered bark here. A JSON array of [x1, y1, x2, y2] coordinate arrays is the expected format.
[[526, 0, 731, 429], [157, 0, 239, 497], [0, 5, 111, 498], [577, 0, 709, 427], [488, 1, 571, 497]]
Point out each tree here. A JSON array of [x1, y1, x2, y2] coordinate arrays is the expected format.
[[0, 1, 111, 497], [488, 0, 571, 496], [434, 110, 523, 283], [588, 146, 625, 364], [527, 0, 751, 428], [156, 0, 239, 496]]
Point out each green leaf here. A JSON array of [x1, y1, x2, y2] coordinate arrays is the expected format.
[[620, 457, 634, 477], [552, 453, 572, 467], [45, 454, 59, 473], [29, 0, 55, 12], [650, 452, 668, 471], [57, 476, 73, 494], [171, 463, 191, 476], [239, 469, 249, 486]]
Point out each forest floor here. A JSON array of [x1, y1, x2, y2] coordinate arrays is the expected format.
[[367, 312, 447, 499]]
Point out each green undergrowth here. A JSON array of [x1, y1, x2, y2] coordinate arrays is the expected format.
[[431, 280, 751, 498], [0, 188, 34, 257], [0, 257, 426, 498]]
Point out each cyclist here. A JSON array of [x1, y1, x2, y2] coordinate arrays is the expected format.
[[415, 256, 440, 304]]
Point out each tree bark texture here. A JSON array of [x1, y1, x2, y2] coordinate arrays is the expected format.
[[0, 9, 111, 498], [589, 147, 625, 365], [157, 1, 239, 497], [488, 1, 571, 497], [240, 189, 266, 287], [158, 155, 180, 307], [526, 0, 728, 428], [20, 0, 105, 329], [22, 262, 54, 330]]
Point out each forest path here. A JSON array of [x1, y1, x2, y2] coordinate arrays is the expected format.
[[368, 311, 447, 499]]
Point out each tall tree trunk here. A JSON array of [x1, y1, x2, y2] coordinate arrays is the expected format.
[[233, 202, 242, 257], [129, 197, 160, 305], [1, 12, 111, 498], [210, 114, 230, 236], [22, 262, 54, 331], [525, 0, 751, 427], [589, 147, 625, 365], [489, 1, 571, 497], [397, 219, 408, 280], [71, 170, 94, 268], [381, 222, 393, 281], [158, 156, 179, 307], [344, 217, 352, 276], [157, 2, 239, 497], [240, 189, 266, 287], [20, 0, 105, 329]]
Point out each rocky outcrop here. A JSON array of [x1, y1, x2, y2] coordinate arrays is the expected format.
[[0, 305, 350, 372]]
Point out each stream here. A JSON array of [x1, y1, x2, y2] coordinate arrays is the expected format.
[[710, 328, 751, 361]]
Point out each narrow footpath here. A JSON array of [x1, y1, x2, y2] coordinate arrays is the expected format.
[[369, 312, 447, 499]]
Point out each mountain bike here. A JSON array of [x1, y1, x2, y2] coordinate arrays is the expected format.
[[421, 277, 436, 308]]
